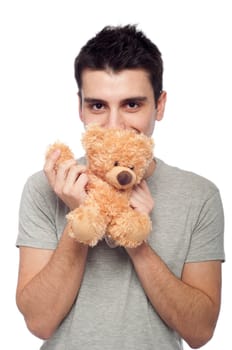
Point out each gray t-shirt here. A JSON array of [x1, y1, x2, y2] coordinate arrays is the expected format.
[[16, 158, 225, 350]]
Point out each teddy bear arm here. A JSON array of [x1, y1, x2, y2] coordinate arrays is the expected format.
[[66, 200, 108, 247], [107, 208, 152, 248]]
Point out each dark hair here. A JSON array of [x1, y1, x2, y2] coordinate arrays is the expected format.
[[74, 25, 163, 104]]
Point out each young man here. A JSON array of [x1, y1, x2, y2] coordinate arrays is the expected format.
[[16, 25, 224, 350]]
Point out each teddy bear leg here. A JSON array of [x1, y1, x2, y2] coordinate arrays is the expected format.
[[108, 209, 152, 248], [66, 204, 107, 247]]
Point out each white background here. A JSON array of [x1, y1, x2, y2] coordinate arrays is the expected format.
[[0, 1, 231, 349]]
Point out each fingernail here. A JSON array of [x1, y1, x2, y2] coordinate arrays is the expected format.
[[52, 149, 61, 158]]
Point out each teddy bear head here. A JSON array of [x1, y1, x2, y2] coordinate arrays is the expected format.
[[82, 125, 154, 190]]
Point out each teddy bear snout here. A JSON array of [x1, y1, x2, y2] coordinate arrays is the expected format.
[[117, 171, 133, 186], [105, 166, 136, 190]]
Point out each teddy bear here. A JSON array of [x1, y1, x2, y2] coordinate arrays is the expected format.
[[46, 124, 154, 248]]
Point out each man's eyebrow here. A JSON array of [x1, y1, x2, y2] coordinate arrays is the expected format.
[[83, 96, 148, 104], [83, 98, 106, 104], [122, 96, 148, 103]]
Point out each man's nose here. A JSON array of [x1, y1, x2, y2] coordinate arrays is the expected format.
[[106, 110, 125, 129]]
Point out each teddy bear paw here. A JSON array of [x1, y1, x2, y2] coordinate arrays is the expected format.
[[66, 206, 107, 247]]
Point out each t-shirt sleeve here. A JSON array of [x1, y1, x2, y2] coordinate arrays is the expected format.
[[185, 189, 225, 263], [16, 174, 58, 249]]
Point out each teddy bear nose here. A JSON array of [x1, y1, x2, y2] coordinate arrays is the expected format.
[[117, 171, 133, 186]]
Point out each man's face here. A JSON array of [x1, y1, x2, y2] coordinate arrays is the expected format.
[[79, 68, 166, 136]]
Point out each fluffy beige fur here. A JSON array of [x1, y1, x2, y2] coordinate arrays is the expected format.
[[47, 125, 154, 248]]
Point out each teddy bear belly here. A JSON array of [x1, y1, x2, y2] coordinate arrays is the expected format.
[[90, 186, 130, 218], [85, 175, 151, 247]]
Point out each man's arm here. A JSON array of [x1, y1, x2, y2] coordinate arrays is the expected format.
[[16, 224, 88, 340], [128, 180, 222, 348], [126, 243, 222, 349], [16, 150, 89, 339]]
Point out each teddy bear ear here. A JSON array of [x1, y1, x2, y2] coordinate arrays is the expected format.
[[82, 124, 105, 150]]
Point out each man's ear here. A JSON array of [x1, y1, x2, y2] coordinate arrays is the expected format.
[[155, 91, 167, 121]]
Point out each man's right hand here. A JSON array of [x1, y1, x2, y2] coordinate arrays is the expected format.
[[44, 149, 88, 210]]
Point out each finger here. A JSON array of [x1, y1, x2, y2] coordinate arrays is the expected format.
[[44, 149, 61, 172], [44, 149, 61, 186], [130, 193, 145, 208], [65, 164, 87, 185], [64, 173, 89, 209], [76, 173, 89, 199], [62, 165, 87, 195], [55, 159, 78, 183], [132, 185, 148, 202], [77, 173, 88, 186], [130, 181, 154, 214], [135, 180, 149, 194]]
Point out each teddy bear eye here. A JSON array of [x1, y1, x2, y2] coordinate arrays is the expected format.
[[130, 166, 134, 170], [114, 161, 119, 166]]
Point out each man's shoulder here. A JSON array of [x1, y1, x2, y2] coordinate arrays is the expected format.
[[23, 169, 55, 202], [27, 169, 49, 188], [154, 158, 219, 200]]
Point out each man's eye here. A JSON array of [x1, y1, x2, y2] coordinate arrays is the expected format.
[[93, 103, 103, 110], [127, 102, 139, 108]]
